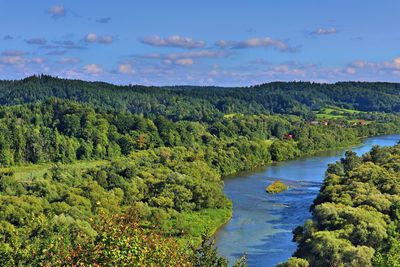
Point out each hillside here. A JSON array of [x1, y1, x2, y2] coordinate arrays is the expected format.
[[1, 76, 400, 121]]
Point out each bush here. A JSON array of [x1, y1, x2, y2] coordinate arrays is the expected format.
[[266, 180, 288, 194]]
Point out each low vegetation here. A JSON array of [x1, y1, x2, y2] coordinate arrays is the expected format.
[[266, 180, 289, 194]]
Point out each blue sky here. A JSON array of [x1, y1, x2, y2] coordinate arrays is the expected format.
[[1, 0, 400, 86]]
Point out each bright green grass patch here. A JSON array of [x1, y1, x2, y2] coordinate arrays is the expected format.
[[314, 106, 365, 120], [315, 113, 345, 119], [321, 106, 362, 115], [176, 208, 232, 247], [223, 113, 243, 119], [1, 160, 109, 180]]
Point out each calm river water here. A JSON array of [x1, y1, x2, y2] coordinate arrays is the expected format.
[[215, 134, 400, 267]]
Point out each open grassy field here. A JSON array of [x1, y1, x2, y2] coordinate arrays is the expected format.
[[314, 106, 365, 120], [175, 207, 232, 247], [1, 159, 109, 180], [223, 113, 243, 119]]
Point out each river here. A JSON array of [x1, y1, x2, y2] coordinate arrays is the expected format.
[[215, 134, 400, 267]]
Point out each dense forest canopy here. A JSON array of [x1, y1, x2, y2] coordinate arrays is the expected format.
[[0, 75, 400, 121], [0, 76, 399, 266], [0, 98, 398, 168]]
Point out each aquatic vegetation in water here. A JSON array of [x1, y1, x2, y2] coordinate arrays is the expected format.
[[266, 180, 289, 194]]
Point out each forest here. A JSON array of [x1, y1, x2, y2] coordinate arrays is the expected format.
[[0, 75, 399, 266], [1, 75, 400, 122], [280, 144, 400, 267]]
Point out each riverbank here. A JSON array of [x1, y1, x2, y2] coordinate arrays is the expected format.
[[206, 133, 396, 242], [219, 130, 393, 179], [158, 132, 399, 251], [4, 132, 397, 255], [188, 136, 362, 246], [215, 134, 400, 266], [177, 207, 232, 247], [283, 142, 400, 266]]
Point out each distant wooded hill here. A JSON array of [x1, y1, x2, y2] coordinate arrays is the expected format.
[[1, 75, 399, 121]]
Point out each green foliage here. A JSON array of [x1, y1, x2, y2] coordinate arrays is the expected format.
[[277, 257, 309, 267], [191, 236, 247, 267], [287, 144, 400, 267], [2, 76, 400, 120], [266, 180, 288, 194], [270, 141, 299, 161], [60, 210, 192, 267], [373, 238, 400, 267], [175, 208, 232, 246], [0, 77, 399, 266], [192, 236, 228, 267]]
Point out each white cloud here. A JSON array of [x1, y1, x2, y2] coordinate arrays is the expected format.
[[346, 67, 356, 75], [394, 57, 400, 69], [311, 28, 338, 35], [30, 57, 46, 64], [0, 56, 26, 65], [85, 33, 97, 43], [48, 5, 66, 18], [350, 60, 368, 68], [83, 64, 103, 74], [349, 57, 400, 72], [62, 68, 82, 79], [57, 57, 81, 64], [175, 50, 228, 59], [175, 58, 194, 65], [139, 50, 229, 66], [215, 37, 294, 52], [84, 33, 113, 44], [0, 55, 45, 66], [143, 50, 229, 60], [265, 64, 306, 76], [209, 70, 219, 76], [118, 63, 135, 74], [140, 35, 205, 49], [162, 59, 172, 65]]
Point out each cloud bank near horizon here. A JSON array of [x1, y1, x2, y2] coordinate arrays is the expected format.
[[0, 1, 399, 86]]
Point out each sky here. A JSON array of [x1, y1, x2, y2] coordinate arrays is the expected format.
[[1, 0, 400, 86]]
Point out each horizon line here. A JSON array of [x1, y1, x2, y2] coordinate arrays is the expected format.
[[2, 74, 400, 88]]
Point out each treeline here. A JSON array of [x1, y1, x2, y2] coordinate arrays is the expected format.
[[0, 75, 400, 121], [280, 144, 400, 267], [0, 99, 399, 170]]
